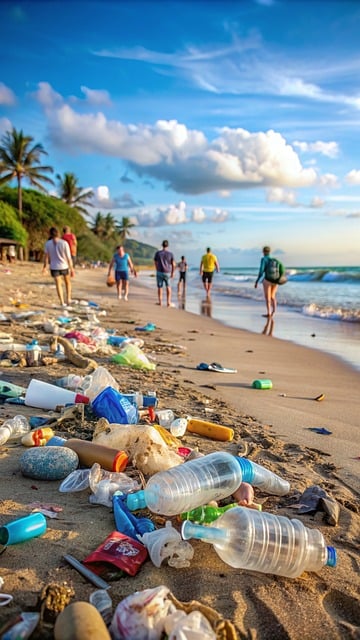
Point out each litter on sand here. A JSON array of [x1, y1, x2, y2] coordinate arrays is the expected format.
[[196, 362, 237, 373], [307, 427, 332, 435]]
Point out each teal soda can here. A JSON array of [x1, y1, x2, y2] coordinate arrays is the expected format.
[[252, 379, 273, 389]]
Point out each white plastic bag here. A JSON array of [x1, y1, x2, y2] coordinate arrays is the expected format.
[[110, 586, 175, 640]]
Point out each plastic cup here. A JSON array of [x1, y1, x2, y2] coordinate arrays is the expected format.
[[25, 379, 89, 410], [0, 512, 47, 546], [252, 379, 273, 390]]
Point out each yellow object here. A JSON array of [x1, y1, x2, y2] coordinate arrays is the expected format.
[[152, 424, 181, 448], [21, 427, 55, 447], [187, 418, 234, 442], [314, 393, 325, 401]]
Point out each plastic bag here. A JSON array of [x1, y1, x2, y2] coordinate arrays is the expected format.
[[89, 463, 140, 507], [110, 585, 175, 640], [59, 468, 91, 492], [92, 421, 184, 475], [165, 610, 216, 640], [81, 366, 119, 401], [111, 344, 156, 371], [91, 387, 138, 424]]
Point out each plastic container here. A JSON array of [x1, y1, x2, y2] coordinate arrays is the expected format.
[[170, 418, 188, 437], [0, 415, 30, 445], [252, 379, 273, 389], [89, 590, 113, 627], [121, 391, 143, 408], [25, 340, 42, 367], [91, 386, 138, 425], [55, 374, 85, 390], [186, 418, 234, 441], [126, 452, 290, 516], [0, 512, 47, 546], [21, 427, 55, 447], [25, 379, 89, 411], [64, 439, 129, 472], [0, 380, 27, 398], [156, 409, 175, 427], [181, 506, 337, 578], [81, 367, 119, 401], [138, 521, 194, 568]]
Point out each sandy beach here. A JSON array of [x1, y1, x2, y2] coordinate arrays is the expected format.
[[0, 262, 359, 639]]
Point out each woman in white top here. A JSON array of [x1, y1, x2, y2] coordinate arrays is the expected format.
[[43, 227, 74, 306]]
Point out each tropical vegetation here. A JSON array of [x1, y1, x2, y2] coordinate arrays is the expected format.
[[0, 126, 156, 265]]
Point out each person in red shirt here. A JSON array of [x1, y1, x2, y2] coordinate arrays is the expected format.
[[62, 226, 78, 266]]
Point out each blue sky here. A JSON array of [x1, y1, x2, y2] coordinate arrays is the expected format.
[[1, 0, 360, 267]]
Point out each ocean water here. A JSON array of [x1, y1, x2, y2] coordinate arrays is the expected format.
[[140, 266, 360, 371]]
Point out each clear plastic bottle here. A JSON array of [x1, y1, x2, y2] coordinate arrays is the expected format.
[[0, 415, 30, 445], [25, 340, 42, 367], [181, 506, 337, 578], [55, 374, 85, 390], [126, 452, 290, 516], [156, 409, 175, 427]]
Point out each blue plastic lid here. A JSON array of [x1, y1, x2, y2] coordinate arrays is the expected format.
[[126, 490, 147, 511], [326, 546, 337, 567], [234, 457, 254, 484]]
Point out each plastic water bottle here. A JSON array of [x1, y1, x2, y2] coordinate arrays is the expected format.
[[126, 452, 289, 516], [156, 409, 175, 427], [55, 374, 85, 390], [181, 506, 337, 578], [25, 340, 41, 366], [0, 415, 30, 445]]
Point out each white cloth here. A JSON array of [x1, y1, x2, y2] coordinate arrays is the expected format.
[[45, 238, 71, 270]]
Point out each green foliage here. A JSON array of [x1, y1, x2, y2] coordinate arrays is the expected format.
[[0, 201, 28, 244], [0, 186, 156, 263]]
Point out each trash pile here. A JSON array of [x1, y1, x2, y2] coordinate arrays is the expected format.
[[0, 298, 340, 639]]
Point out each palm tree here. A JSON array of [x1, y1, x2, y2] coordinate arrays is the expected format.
[[56, 172, 94, 215], [91, 212, 106, 237], [91, 212, 117, 240], [116, 216, 136, 243], [0, 128, 54, 221]]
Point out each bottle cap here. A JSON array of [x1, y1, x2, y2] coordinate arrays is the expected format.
[[74, 393, 90, 404], [112, 451, 129, 472], [326, 546, 337, 567]]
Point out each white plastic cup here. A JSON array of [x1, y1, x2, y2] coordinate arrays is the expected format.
[[25, 379, 89, 411], [170, 418, 188, 437]]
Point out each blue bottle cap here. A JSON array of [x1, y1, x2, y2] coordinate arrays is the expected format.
[[326, 546, 337, 567], [126, 490, 147, 511], [235, 456, 254, 484]]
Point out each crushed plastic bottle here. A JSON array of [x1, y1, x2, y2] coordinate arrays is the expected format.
[[0, 415, 30, 446]]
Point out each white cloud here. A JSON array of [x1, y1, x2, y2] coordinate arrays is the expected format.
[[0, 83, 16, 106], [318, 173, 339, 188], [345, 169, 360, 185], [0, 117, 12, 136], [310, 196, 325, 208], [70, 86, 112, 106], [266, 187, 298, 206], [158, 201, 188, 225], [34, 83, 321, 195], [191, 207, 206, 223], [293, 140, 339, 158], [211, 208, 229, 222]]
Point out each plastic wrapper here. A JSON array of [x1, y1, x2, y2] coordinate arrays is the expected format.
[[89, 463, 140, 507], [111, 344, 156, 371], [82, 367, 119, 401], [92, 420, 183, 475]]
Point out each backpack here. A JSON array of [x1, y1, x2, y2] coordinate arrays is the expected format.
[[265, 257, 286, 284]]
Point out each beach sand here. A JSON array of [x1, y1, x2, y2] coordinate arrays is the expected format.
[[0, 262, 359, 639]]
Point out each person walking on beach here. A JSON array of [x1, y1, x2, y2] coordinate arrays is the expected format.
[[108, 245, 136, 301], [254, 246, 280, 317], [177, 255, 188, 297], [62, 225, 78, 266], [43, 227, 74, 307], [154, 240, 176, 306], [200, 247, 220, 299]]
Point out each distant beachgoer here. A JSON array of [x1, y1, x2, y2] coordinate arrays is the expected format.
[[62, 226, 78, 266], [177, 255, 188, 296], [108, 245, 136, 301], [7, 245, 16, 263], [254, 245, 279, 317], [154, 240, 176, 306], [199, 247, 220, 299], [43, 227, 74, 307]]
